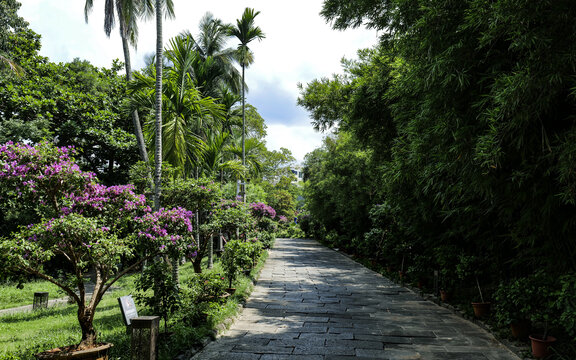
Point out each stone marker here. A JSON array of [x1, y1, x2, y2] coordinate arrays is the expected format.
[[33, 292, 48, 310], [131, 316, 160, 360]]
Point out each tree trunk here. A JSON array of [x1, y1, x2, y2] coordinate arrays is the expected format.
[[154, 0, 163, 211], [192, 258, 202, 273], [241, 64, 246, 202], [119, 20, 149, 165], [208, 233, 213, 269], [171, 256, 180, 290], [77, 308, 97, 350]]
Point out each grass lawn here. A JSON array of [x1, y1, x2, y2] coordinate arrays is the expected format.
[[0, 280, 64, 310], [0, 250, 269, 360]]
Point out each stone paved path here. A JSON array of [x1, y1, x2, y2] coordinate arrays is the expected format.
[[192, 238, 520, 360]]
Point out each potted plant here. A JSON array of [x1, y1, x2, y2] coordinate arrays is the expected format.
[[527, 273, 558, 358], [439, 268, 456, 302], [456, 255, 491, 318], [494, 278, 535, 339], [0, 142, 196, 359]]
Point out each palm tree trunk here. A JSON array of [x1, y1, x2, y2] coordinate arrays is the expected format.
[[208, 232, 213, 269], [154, 0, 163, 211], [241, 64, 246, 202], [119, 12, 149, 165]]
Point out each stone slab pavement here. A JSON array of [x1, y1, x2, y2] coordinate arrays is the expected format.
[[192, 238, 520, 360]]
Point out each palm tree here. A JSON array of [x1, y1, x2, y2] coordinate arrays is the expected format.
[[84, 0, 160, 165], [181, 13, 241, 98], [0, 54, 23, 76], [228, 136, 265, 181], [201, 128, 246, 179], [125, 35, 225, 179], [228, 8, 265, 202]]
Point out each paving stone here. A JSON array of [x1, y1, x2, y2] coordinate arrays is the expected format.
[[260, 355, 322, 360], [191, 238, 521, 359], [325, 339, 385, 350], [232, 344, 294, 355]]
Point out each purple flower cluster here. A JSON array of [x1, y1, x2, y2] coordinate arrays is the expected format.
[[249, 202, 276, 219], [63, 183, 148, 215], [135, 207, 197, 254], [220, 199, 240, 210], [0, 141, 95, 201]]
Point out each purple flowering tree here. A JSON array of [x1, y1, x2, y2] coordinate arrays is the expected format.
[[0, 142, 196, 351]]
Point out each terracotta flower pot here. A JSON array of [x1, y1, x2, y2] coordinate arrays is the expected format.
[[35, 343, 112, 360], [440, 290, 450, 302], [225, 287, 236, 295], [471, 302, 491, 318], [510, 319, 531, 340], [529, 335, 557, 358]]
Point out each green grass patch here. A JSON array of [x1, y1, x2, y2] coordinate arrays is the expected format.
[[0, 286, 132, 359], [0, 280, 64, 310]]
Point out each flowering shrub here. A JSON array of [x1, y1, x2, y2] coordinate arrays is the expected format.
[[249, 202, 276, 219], [213, 200, 254, 238], [135, 207, 197, 258], [0, 142, 195, 350]]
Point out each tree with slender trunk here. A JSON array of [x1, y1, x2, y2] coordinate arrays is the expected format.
[[228, 8, 265, 202], [153, 0, 163, 210], [84, 0, 150, 164]]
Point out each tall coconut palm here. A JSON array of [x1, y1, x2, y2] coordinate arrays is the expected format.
[[84, 0, 159, 165], [228, 8, 265, 201]]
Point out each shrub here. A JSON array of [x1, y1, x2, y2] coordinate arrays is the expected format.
[[221, 240, 253, 288], [256, 216, 277, 233], [135, 260, 181, 331], [258, 231, 276, 249], [184, 272, 228, 304], [556, 274, 576, 340], [494, 277, 539, 327]]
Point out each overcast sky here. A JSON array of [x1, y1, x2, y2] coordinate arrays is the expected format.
[[18, 0, 377, 162]]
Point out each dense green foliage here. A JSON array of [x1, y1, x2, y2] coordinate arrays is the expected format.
[[299, 0, 576, 349]]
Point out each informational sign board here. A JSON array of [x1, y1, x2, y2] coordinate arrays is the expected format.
[[118, 295, 138, 326]]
